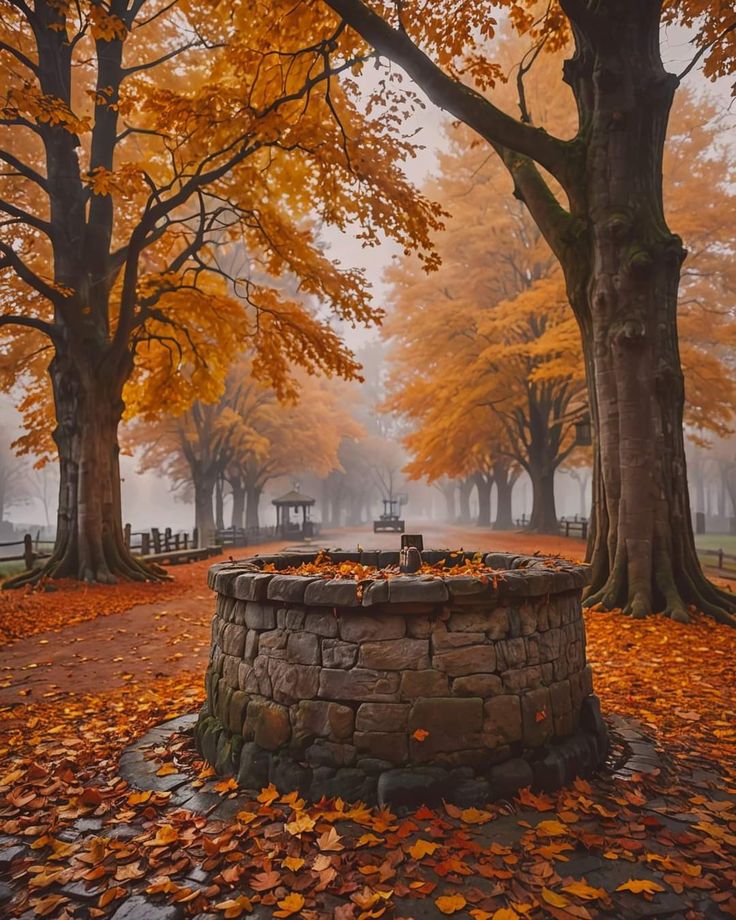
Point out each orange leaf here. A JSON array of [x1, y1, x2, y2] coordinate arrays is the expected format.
[[435, 894, 467, 914], [412, 728, 430, 741], [274, 893, 305, 917], [408, 839, 440, 859], [541, 888, 569, 908], [616, 879, 666, 895]]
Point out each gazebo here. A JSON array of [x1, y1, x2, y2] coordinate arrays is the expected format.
[[272, 489, 317, 540]]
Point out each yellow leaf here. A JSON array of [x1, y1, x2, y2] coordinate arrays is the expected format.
[[257, 783, 279, 805], [491, 910, 520, 920], [144, 824, 178, 847], [356, 833, 384, 847], [616, 879, 666, 895], [535, 819, 568, 837], [274, 892, 305, 917], [283, 856, 305, 872], [460, 807, 493, 825], [156, 763, 178, 776], [562, 880, 607, 900], [317, 827, 344, 851], [435, 893, 467, 914], [285, 812, 316, 836], [409, 838, 440, 859], [541, 888, 569, 908]]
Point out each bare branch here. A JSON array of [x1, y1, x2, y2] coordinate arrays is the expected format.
[[0, 313, 59, 341]]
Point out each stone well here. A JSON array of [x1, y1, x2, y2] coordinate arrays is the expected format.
[[194, 550, 609, 808]]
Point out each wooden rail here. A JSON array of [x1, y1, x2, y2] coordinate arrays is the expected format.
[[0, 533, 53, 569]]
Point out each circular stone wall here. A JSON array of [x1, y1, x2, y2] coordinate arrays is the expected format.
[[194, 550, 609, 809]]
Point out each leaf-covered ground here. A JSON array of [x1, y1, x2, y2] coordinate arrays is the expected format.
[[1, 527, 734, 919]]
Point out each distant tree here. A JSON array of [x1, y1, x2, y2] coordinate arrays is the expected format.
[[0, 443, 27, 523]]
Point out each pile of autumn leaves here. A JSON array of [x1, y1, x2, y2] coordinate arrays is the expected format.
[[1, 593, 735, 918]]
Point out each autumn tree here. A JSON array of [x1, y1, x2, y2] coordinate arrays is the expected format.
[[385, 118, 586, 534], [323, 0, 736, 622], [135, 360, 361, 539], [0, 0, 439, 584]]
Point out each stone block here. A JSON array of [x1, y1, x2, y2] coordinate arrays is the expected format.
[[313, 767, 376, 802], [319, 668, 400, 701], [447, 609, 493, 632], [339, 612, 405, 642], [267, 575, 321, 604], [406, 616, 433, 638], [227, 690, 249, 735], [270, 756, 312, 794], [361, 580, 389, 606], [234, 573, 274, 602], [258, 629, 288, 657], [502, 665, 543, 693], [549, 679, 572, 718], [521, 687, 553, 747], [244, 602, 277, 630], [252, 655, 272, 696], [246, 699, 291, 751], [304, 611, 339, 637], [354, 731, 409, 764], [286, 631, 320, 665], [291, 700, 354, 742], [433, 645, 496, 676], [452, 674, 503, 697], [518, 603, 538, 635], [304, 579, 361, 607], [237, 660, 259, 694], [445, 576, 491, 599], [400, 669, 449, 699], [388, 576, 449, 604], [553, 655, 570, 681], [237, 741, 270, 790], [244, 629, 259, 662], [356, 702, 410, 733], [496, 637, 527, 671], [358, 638, 430, 670], [431, 624, 486, 650], [451, 777, 492, 806], [507, 607, 522, 637], [222, 654, 241, 688], [408, 697, 483, 757], [321, 639, 358, 669], [268, 659, 320, 705], [553, 707, 575, 738], [483, 695, 522, 746], [305, 740, 357, 767], [488, 758, 533, 799], [284, 608, 306, 630], [377, 767, 450, 810]]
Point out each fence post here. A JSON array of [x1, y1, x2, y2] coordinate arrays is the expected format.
[[124, 523, 131, 548], [23, 533, 34, 570], [565, 521, 570, 537], [718, 548, 724, 569], [582, 520, 588, 540], [141, 532, 150, 555]]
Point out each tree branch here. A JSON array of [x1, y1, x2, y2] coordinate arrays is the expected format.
[[0, 313, 59, 341], [323, 0, 569, 179], [0, 243, 59, 302]]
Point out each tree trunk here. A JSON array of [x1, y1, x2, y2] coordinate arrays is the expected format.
[[458, 477, 473, 523], [194, 475, 216, 548], [5, 351, 162, 586], [215, 477, 225, 531], [570, 2, 735, 624], [528, 468, 558, 534], [231, 480, 245, 530], [246, 484, 262, 530], [493, 466, 515, 530], [474, 474, 492, 527]]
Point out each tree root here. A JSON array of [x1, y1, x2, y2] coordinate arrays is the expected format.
[[2, 547, 170, 590]]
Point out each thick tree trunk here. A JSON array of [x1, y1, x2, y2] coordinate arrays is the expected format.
[[458, 477, 473, 523], [528, 468, 558, 534], [474, 474, 492, 527], [493, 467, 515, 530], [215, 477, 225, 531], [246, 484, 262, 530], [569, 1, 736, 624], [231, 480, 245, 530], [5, 351, 163, 586], [194, 475, 216, 548]]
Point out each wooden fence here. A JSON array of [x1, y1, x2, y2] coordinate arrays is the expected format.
[[0, 532, 53, 569]]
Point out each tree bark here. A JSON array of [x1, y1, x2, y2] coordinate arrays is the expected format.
[[493, 464, 515, 530], [473, 473, 492, 527], [231, 480, 245, 530], [194, 474, 216, 548], [528, 468, 558, 534], [215, 477, 225, 531], [246, 484, 262, 530], [6, 351, 163, 585], [458, 477, 473, 523], [569, 1, 735, 624]]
